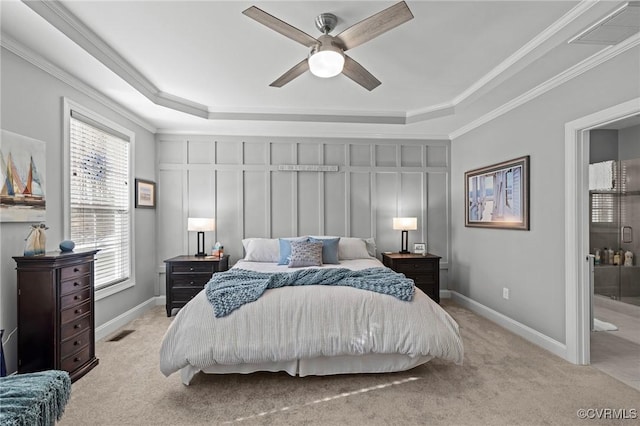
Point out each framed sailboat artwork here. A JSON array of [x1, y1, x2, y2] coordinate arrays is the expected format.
[[1, 130, 47, 222]]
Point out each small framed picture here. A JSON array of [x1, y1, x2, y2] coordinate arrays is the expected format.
[[135, 178, 156, 209], [413, 243, 426, 255]]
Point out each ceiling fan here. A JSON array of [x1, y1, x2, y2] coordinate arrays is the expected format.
[[242, 1, 414, 91]]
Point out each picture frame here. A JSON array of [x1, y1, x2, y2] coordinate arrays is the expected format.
[[134, 178, 156, 209], [413, 243, 426, 255], [465, 156, 529, 230]]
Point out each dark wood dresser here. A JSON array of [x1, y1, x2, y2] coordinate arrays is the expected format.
[[164, 255, 229, 316], [382, 252, 441, 303], [13, 249, 99, 381]]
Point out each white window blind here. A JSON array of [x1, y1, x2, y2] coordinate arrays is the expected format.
[[70, 111, 130, 288]]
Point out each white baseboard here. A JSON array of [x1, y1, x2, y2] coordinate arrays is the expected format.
[[95, 296, 165, 341], [440, 289, 452, 299], [450, 291, 567, 360]]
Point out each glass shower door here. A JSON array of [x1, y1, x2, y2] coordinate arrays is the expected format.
[[619, 158, 640, 306]]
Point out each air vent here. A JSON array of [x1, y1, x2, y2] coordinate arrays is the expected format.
[[107, 330, 135, 342], [569, 1, 640, 45]]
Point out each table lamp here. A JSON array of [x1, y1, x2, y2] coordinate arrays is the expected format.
[[187, 218, 215, 257], [392, 217, 417, 254]]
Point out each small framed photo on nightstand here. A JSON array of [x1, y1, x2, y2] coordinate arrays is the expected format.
[[413, 243, 426, 255]]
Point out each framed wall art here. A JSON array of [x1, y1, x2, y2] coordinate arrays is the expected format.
[[465, 156, 529, 230], [135, 178, 156, 209]]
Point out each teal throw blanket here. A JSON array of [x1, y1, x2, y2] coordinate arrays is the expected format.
[[0, 370, 71, 426], [206, 267, 414, 317]]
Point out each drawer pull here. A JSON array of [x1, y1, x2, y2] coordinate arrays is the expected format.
[[74, 295, 81, 300], [74, 340, 82, 346], [74, 281, 80, 287], [190, 281, 195, 285], [74, 356, 82, 363], [74, 324, 82, 330], [189, 267, 194, 271], [75, 308, 83, 314], [74, 267, 79, 272]]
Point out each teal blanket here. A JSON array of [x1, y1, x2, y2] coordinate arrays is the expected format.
[[0, 370, 71, 426], [205, 267, 414, 317]]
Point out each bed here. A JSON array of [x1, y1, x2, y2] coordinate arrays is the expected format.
[[160, 237, 464, 385]]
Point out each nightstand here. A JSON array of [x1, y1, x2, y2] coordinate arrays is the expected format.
[[164, 255, 229, 316], [381, 252, 441, 303]]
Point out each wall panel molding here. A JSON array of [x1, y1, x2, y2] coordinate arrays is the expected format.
[[157, 135, 451, 282]]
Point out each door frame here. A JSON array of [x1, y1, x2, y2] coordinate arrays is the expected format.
[[564, 97, 639, 365]]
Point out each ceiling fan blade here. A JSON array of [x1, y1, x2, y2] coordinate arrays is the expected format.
[[342, 55, 381, 91], [335, 1, 414, 51], [270, 59, 310, 88], [243, 6, 318, 48]]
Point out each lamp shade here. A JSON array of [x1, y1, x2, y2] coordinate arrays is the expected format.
[[308, 35, 345, 78], [392, 217, 417, 231], [187, 217, 215, 232]]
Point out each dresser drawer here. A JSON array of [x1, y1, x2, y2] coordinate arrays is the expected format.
[[61, 288, 91, 310], [60, 262, 92, 281], [61, 345, 91, 372], [61, 301, 91, 325], [61, 315, 92, 341], [60, 275, 91, 296], [172, 263, 215, 274], [61, 330, 91, 358]]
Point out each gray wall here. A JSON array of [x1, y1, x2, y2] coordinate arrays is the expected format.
[[450, 46, 640, 343], [0, 48, 157, 373], [619, 124, 640, 160], [156, 135, 451, 287], [590, 129, 618, 163]]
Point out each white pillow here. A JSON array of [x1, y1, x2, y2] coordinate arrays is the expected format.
[[338, 237, 372, 260], [242, 238, 279, 262]]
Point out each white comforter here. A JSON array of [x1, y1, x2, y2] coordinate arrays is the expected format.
[[160, 259, 464, 377]]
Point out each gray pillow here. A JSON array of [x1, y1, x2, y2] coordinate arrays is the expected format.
[[288, 240, 324, 268]]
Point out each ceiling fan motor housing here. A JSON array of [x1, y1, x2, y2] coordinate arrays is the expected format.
[[315, 13, 338, 34]]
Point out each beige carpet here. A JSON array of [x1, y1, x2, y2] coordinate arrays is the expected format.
[[59, 301, 638, 425]]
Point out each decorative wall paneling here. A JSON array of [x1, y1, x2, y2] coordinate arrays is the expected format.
[[156, 135, 450, 292]]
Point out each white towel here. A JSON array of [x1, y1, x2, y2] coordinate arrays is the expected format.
[[589, 161, 614, 191], [593, 318, 618, 332]]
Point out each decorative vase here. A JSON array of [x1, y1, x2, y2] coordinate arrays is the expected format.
[[60, 240, 75, 253], [24, 223, 48, 256]]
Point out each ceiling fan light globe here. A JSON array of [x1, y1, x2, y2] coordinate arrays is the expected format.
[[308, 50, 345, 78]]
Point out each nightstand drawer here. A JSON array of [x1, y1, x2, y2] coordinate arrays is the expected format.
[[172, 263, 215, 274], [171, 287, 202, 303], [61, 315, 92, 341], [61, 345, 91, 372], [392, 260, 437, 274], [172, 275, 211, 287], [61, 330, 91, 358], [61, 300, 91, 324]]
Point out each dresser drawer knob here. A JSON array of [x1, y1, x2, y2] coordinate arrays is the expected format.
[[189, 267, 194, 271], [74, 340, 82, 346], [75, 308, 83, 314], [73, 281, 80, 287], [74, 295, 81, 300], [74, 356, 82, 363], [74, 324, 82, 329], [189, 281, 195, 285], [74, 267, 80, 272]]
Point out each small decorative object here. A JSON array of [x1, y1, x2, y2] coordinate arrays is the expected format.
[[59, 240, 75, 253], [465, 156, 530, 230], [413, 243, 426, 255], [24, 223, 48, 256], [135, 178, 156, 208], [624, 250, 633, 266]]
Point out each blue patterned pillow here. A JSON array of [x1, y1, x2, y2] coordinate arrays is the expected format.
[[309, 237, 340, 264], [278, 237, 308, 265], [288, 240, 324, 268]]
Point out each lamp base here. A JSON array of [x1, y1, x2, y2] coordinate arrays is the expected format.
[[194, 252, 206, 257], [398, 250, 410, 254]]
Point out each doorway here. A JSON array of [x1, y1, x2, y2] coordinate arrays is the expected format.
[[587, 124, 640, 391]]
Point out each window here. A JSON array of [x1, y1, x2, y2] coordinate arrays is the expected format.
[[66, 105, 133, 290]]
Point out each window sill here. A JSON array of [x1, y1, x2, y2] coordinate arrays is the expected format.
[[95, 279, 135, 301]]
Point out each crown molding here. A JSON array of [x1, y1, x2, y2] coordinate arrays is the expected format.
[[452, 0, 599, 106], [449, 32, 640, 140], [1, 33, 157, 133]]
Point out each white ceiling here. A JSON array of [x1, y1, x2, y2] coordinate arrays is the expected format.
[[0, 0, 633, 135]]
